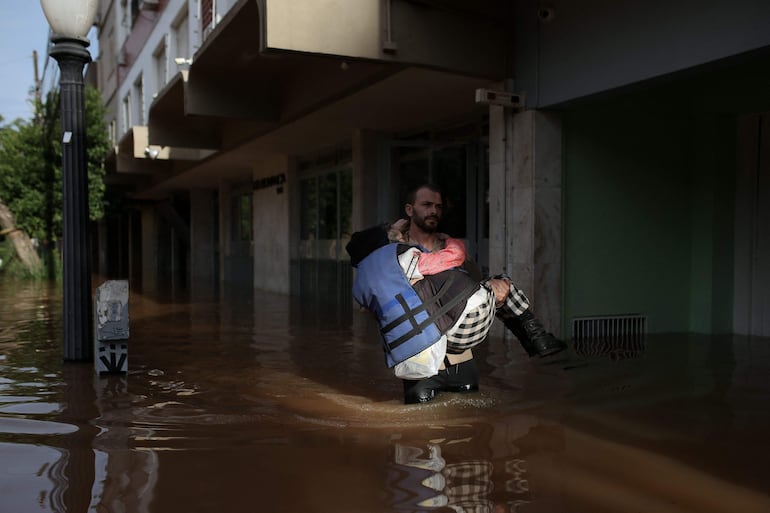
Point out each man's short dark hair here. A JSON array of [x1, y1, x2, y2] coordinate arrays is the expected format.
[[406, 183, 443, 205]]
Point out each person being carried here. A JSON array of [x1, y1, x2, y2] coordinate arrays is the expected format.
[[346, 183, 567, 404], [387, 218, 466, 284]]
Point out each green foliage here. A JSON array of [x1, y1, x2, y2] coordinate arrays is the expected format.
[[0, 85, 110, 243], [0, 116, 48, 240], [0, 238, 13, 272], [84, 86, 112, 220]]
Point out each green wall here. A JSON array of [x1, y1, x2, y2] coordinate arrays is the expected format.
[[688, 116, 735, 333], [562, 103, 735, 334]]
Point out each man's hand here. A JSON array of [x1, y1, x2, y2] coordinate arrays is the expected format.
[[388, 218, 410, 242], [488, 278, 510, 306], [391, 218, 409, 232]]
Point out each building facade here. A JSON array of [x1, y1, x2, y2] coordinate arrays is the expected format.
[[91, 0, 770, 338]]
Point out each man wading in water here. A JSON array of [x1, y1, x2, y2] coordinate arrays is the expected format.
[[347, 184, 567, 404]]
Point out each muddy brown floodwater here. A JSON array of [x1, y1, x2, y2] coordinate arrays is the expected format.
[[1, 279, 770, 513]]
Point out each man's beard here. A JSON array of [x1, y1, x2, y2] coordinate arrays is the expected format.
[[412, 214, 439, 233]]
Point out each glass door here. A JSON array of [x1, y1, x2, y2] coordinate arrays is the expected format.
[[390, 121, 489, 274]]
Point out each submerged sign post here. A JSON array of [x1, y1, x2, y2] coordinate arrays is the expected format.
[[93, 280, 129, 374]]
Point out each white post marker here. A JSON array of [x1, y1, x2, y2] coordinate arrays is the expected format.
[[93, 280, 129, 374]]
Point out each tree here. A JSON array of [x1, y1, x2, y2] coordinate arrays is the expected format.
[[0, 199, 42, 275], [0, 115, 46, 276], [0, 85, 110, 278]]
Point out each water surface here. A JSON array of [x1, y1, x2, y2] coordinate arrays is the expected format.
[[1, 280, 769, 512]]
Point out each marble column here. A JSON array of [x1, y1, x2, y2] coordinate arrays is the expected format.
[[489, 108, 563, 336]]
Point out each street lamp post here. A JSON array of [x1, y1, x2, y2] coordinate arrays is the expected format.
[[40, 0, 98, 361]]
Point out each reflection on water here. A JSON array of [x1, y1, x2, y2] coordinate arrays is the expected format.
[[1, 279, 770, 512], [390, 421, 534, 512]]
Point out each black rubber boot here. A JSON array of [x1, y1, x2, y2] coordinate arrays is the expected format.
[[402, 359, 479, 404], [503, 309, 567, 358]]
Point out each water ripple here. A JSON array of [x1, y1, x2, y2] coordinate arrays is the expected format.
[[0, 417, 78, 435]]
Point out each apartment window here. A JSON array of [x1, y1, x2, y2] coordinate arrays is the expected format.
[[201, 0, 214, 36], [121, 95, 131, 134], [132, 75, 144, 125], [109, 119, 118, 146], [106, 27, 117, 82], [173, 11, 190, 63], [131, 0, 140, 26], [153, 37, 168, 94]]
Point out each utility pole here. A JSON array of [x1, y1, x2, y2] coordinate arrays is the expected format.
[[33, 50, 41, 102], [33, 50, 42, 125]]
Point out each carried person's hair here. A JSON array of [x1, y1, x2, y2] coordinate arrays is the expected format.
[[345, 223, 390, 267]]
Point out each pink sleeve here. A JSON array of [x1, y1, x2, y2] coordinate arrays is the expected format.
[[417, 238, 466, 275]]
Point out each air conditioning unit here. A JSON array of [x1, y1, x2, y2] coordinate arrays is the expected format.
[[474, 88, 524, 109], [139, 0, 160, 10]]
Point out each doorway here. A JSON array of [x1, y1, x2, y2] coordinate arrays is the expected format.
[[390, 121, 490, 274]]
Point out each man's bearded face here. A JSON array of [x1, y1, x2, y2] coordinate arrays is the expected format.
[[407, 188, 443, 233]]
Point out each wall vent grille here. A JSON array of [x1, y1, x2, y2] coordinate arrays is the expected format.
[[571, 314, 647, 360]]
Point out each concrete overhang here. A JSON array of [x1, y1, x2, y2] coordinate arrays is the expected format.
[[147, 72, 223, 150], [103, 129, 165, 191], [116, 126, 166, 160], [147, 0, 509, 150], [148, 0, 402, 149], [260, 0, 508, 78], [103, 150, 150, 189], [131, 0, 509, 198], [134, 66, 495, 199]]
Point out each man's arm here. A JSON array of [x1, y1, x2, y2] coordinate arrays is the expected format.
[[397, 237, 467, 284], [417, 237, 466, 275]]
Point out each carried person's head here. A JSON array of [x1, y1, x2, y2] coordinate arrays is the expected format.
[[345, 223, 390, 267]]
